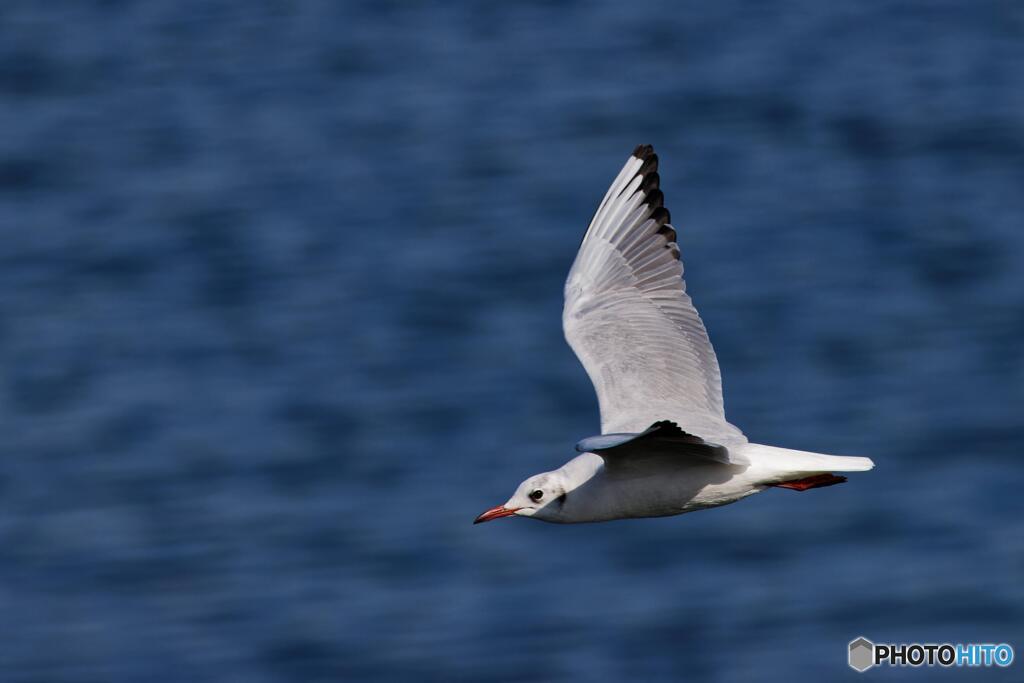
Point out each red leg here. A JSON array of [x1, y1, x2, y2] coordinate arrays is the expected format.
[[770, 473, 847, 491]]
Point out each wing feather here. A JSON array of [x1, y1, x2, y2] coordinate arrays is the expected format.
[[563, 145, 745, 444]]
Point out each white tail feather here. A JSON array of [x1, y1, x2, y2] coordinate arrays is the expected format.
[[741, 443, 875, 477]]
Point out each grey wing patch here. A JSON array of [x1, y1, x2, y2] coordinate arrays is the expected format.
[[575, 432, 645, 452], [576, 420, 746, 466]]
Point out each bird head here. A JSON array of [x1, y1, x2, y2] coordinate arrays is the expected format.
[[474, 471, 568, 524]]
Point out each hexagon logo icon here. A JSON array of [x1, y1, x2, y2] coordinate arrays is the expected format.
[[849, 637, 875, 672]]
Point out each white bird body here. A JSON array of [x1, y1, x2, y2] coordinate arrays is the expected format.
[[517, 443, 874, 524], [475, 145, 874, 526]]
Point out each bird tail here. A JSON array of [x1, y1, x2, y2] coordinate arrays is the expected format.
[[742, 443, 874, 484]]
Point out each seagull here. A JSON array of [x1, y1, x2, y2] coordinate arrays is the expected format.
[[475, 144, 874, 525]]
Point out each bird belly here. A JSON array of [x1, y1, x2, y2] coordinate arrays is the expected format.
[[579, 461, 763, 521]]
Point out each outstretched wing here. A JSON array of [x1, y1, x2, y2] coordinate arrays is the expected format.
[[562, 145, 745, 445]]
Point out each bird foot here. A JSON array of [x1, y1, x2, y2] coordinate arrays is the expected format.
[[770, 473, 847, 491]]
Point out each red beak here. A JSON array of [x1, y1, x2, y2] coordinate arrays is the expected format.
[[473, 505, 520, 524]]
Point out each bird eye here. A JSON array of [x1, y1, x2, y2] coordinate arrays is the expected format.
[[529, 489, 544, 502]]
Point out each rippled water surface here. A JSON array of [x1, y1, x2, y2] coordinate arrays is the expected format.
[[2, 1, 1023, 681]]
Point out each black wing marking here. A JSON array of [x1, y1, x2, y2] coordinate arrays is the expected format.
[[576, 420, 737, 465]]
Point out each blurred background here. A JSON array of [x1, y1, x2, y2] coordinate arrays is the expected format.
[[2, 1, 1023, 681]]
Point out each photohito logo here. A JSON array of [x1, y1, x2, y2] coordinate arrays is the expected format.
[[848, 637, 1014, 672]]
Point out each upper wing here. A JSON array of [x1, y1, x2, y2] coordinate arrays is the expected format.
[[562, 145, 745, 445]]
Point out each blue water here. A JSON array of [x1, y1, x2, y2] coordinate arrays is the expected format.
[[2, 1, 1023, 681]]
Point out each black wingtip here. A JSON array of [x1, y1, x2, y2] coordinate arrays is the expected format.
[[637, 152, 658, 177], [629, 145, 663, 209], [631, 144, 655, 160], [639, 171, 660, 194], [650, 206, 671, 226], [657, 224, 680, 259], [644, 188, 664, 211], [625, 145, 679, 257]]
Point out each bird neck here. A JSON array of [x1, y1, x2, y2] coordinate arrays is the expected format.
[[558, 452, 604, 488], [549, 452, 614, 523]]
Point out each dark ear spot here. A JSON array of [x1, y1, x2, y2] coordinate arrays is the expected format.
[[557, 492, 567, 505]]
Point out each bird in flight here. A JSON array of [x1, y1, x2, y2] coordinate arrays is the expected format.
[[475, 144, 873, 525]]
